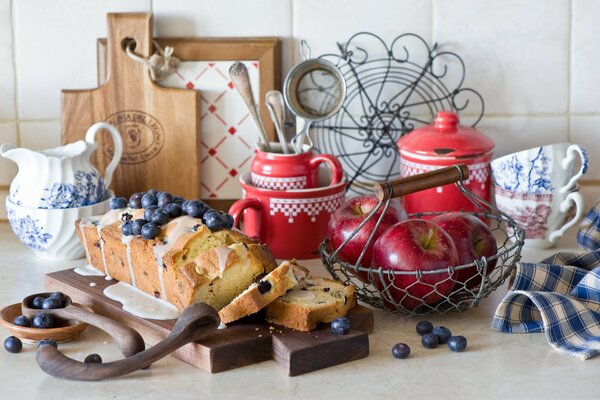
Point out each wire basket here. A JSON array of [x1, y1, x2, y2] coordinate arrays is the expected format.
[[321, 164, 525, 315]]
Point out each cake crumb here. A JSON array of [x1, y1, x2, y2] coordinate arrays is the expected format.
[[258, 334, 262, 337], [255, 327, 260, 331]]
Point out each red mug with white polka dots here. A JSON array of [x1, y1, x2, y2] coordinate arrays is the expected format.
[[250, 143, 343, 190]]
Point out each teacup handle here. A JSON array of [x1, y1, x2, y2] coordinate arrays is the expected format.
[[85, 122, 124, 188], [229, 198, 263, 238], [309, 154, 344, 186], [548, 192, 585, 243], [560, 145, 589, 193]]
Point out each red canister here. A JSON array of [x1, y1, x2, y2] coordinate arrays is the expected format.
[[397, 111, 494, 215]]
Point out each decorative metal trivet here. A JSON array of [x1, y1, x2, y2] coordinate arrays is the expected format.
[[312, 32, 485, 195]]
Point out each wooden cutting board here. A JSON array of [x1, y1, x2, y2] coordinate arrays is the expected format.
[[45, 269, 373, 376], [61, 13, 201, 199]]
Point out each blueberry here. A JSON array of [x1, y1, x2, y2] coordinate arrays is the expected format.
[[173, 196, 185, 205], [151, 208, 170, 225], [12, 315, 31, 327], [42, 296, 63, 309], [4, 336, 22, 353], [128, 192, 144, 209], [48, 292, 65, 302], [146, 189, 159, 196], [416, 320, 434, 336], [392, 343, 411, 359], [37, 339, 57, 348], [448, 335, 467, 352], [141, 222, 160, 240], [32, 313, 54, 329], [141, 193, 158, 208], [421, 333, 438, 349], [222, 213, 235, 229], [432, 326, 452, 344], [84, 353, 103, 363], [203, 211, 225, 231], [164, 203, 183, 218], [109, 197, 128, 210], [32, 296, 45, 309], [131, 219, 147, 236], [122, 221, 134, 236], [181, 200, 190, 214], [331, 317, 351, 335], [186, 200, 207, 218], [157, 192, 173, 207], [144, 205, 159, 221]]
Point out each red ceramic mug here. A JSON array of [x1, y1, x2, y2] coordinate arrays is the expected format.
[[230, 172, 347, 259], [251, 143, 344, 190]]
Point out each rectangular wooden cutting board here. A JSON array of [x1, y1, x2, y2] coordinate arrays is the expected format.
[[45, 269, 373, 376]]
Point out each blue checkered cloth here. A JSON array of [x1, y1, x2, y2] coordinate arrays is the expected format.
[[492, 251, 600, 360], [578, 198, 600, 251]]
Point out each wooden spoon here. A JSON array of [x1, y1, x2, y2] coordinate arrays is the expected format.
[[22, 293, 145, 357], [36, 303, 219, 381]]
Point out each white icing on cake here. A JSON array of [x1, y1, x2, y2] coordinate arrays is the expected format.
[[103, 282, 179, 320], [74, 264, 105, 277]]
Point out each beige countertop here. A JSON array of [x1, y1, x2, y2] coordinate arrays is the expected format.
[[0, 205, 598, 400]]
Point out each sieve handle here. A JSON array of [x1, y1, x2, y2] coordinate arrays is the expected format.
[[374, 164, 470, 201]]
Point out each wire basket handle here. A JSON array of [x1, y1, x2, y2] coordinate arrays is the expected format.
[[374, 164, 469, 201]]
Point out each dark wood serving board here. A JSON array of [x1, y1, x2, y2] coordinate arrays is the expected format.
[[45, 269, 373, 376]]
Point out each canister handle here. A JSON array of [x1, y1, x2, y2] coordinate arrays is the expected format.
[[374, 164, 470, 201]]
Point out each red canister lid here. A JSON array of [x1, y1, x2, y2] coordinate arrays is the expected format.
[[397, 111, 494, 157]]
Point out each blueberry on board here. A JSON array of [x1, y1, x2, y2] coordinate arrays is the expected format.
[[157, 192, 173, 207], [144, 205, 159, 221], [37, 339, 57, 348], [164, 203, 183, 218], [42, 296, 63, 310], [141, 222, 160, 240], [448, 335, 467, 352], [131, 219, 148, 236], [421, 333, 438, 349], [203, 211, 225, 231], [84, 353, 103, 363], [331, 317, 351, 335], [416, 320, 434, 336], [151, 208, 170, 225], [4, 336, 22, 353], [432, 326, 452, 344], [109, 197, 128, 210], [122, 221, 134, 236], [392, 343, 411, 359], [12, 315, 31, 327], [141, 193, 158, 208], [32, 296, 45, 309], [186, 200, 207, 218], [128, 192, 144, 209], [32, 313, 54, 329]]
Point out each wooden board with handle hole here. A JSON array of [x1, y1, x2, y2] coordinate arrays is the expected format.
[[45, 269, 373, 376], [61, 13, 201, 199]]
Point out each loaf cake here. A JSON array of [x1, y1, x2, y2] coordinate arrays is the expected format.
[[218, 260, 309, 324], [76, 207, 277, 311], [265, 277, 357, 331]]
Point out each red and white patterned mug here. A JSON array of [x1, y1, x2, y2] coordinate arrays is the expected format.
[[250, 143, 343, 190], [230, 172, 347, 259]]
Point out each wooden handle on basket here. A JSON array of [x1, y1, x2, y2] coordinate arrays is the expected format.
[[374, 164, 469, 201]]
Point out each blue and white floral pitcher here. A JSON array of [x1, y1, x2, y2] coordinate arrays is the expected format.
[[1, 122, 123, 209]]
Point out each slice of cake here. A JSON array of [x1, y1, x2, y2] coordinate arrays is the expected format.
[[265, 277, 357, 331], [218, 260, 309, 324]]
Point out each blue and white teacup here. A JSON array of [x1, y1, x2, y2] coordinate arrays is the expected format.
[[491, 143, 588, 249]]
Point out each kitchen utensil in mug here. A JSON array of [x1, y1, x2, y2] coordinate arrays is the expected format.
[[230, 173, 347, 259], [251, 142, 343, 190], [1, 122, 122, 209], [229, 62, 271, 152], [284, 40, 346, 153], [265, 90, 289, 154]]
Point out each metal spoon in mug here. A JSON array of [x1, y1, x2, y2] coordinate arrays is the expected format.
[[229, 62, 271, 152], [265, 90, 289, 154]]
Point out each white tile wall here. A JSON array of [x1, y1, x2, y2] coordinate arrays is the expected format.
[[0, 0, 599, 218]]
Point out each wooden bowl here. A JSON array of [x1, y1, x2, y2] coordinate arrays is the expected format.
[[0, 303, 88, 344]]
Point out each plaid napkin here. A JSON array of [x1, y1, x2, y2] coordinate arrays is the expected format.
[[492, 251, 600, 360], [578, 198, 600, 251]]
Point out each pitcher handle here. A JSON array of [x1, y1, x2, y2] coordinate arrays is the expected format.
[[309, 154, 344, 186], [85, 122, 124, 188], [548, 192, 585, 243], [229, 198, 262, 238], [560, 145, 589, 194]]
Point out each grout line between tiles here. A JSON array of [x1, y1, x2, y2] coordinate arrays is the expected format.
[[9, 0, 20, 147]]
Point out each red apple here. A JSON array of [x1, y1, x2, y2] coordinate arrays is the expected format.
[[430, 212, 498, 289], [327, 194, 406, 278], [371, 219, 459, 311]]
